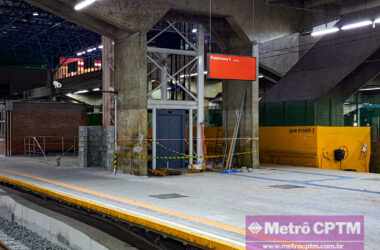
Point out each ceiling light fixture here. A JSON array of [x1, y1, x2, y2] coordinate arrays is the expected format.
[[311, 27, 339, 37], [74, 0, 96, 11], [86, 47, 97, 53], [74, 90, 89, 94], [32, 12, 39, 16], [341, 20, 372, 31], [374, 18, 380, 27], [360, 87, 380, 91]]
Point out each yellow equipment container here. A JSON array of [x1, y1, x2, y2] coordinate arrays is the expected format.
[[260, 126, 371, 172]]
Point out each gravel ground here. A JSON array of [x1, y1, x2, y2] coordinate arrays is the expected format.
[[0, 216, 66, 250]]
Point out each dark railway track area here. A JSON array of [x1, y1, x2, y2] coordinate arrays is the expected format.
[[0, 184, 203, 250]]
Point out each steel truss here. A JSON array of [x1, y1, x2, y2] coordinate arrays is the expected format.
[[147, 20, 205, 170]]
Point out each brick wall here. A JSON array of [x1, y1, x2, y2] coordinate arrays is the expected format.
[[10, 102, 87, 155]]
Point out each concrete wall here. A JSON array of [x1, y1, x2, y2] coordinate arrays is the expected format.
[[0, 189, 133, 250], [260, 34, 300, 76], [79, 126, 115, 169], [259, 32, 321, 76]]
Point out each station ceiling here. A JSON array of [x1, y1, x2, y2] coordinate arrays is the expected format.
[[0, 0, 100, 68]]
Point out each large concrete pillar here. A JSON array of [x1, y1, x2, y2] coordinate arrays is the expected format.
[[102, 36, 115, 128], [115, 33, 148, 175], [223, 42, 260, 168]]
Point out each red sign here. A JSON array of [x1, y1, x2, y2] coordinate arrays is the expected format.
[[59, 57, 83, 65], [208, 54, 257, 81]]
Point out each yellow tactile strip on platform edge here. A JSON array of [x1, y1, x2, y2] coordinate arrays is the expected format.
[[0, 175, 244, 250]]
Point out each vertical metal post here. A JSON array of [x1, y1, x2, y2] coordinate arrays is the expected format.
[[196, 25, 205, 166], [152, 108, 157, 170], [252, 42, 260, 168], [357, 92, 361, 127], [160, 54, 168, 101], [114, 95, 118, 150], [189, 109, 193, 168], [9, 112, 11, 156]]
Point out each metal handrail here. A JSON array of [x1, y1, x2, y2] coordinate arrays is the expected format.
[[24, 136, 78, 156]]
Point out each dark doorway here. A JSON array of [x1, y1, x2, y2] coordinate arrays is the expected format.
[[157, 110, 186, 169]]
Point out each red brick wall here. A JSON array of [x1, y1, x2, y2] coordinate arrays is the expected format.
[[10, 102, 87, 155]]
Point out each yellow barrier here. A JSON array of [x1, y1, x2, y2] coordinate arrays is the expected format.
[[260, 126, 371, 172]]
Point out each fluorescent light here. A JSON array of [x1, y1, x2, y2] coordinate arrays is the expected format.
[[32, 12, 39, 16], [341, 20, 372, 30], [180, 71, 208, 78], [92, 88, 100, 91], [98, 45, 104, 49], [74, 0, 96, 11], [86, 47, 96, 53], [311, 27, 339, 37], [360, 87, 380, 91], [76, 51, 87, 56], [258, 74, 264, 79], [192, 28, 198, 33], [74, 90, 89, 94]]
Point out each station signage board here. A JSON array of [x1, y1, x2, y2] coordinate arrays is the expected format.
[[208, 54, 257, 81]]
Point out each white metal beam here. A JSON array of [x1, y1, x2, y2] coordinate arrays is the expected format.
[[148, 47, 197, 56], [189, 109, 193, 168], [152, 108, 157, 170], [148, 100, 197, 110], [196, 25, 205, 166]]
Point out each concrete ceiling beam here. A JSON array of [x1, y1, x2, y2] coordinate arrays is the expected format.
[[26, 0, 307, 45]]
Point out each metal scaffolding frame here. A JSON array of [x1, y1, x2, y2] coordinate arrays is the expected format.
[[147, 21, 205, 170]]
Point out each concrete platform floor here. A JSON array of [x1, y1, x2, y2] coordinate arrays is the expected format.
[[0, 157, 379, 249]]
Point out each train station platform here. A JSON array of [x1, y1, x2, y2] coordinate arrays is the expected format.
[[0, 157, 379, 249]]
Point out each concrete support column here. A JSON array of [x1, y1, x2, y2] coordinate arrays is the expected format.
[[104, 127, 116, 170], [102, 36, 115, 128], [222, 42, 260, 168], [115, 33, 148, 175]]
